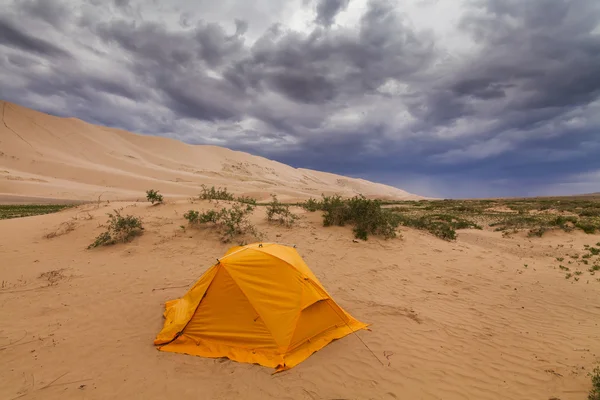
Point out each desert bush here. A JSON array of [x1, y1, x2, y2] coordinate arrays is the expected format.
[[321, 195, 399, 240], [266, 195, 298, 227], [590, 366, 600, 400], [395, 214, 457, 240], [579, 209, 600, 217], [236, 195, 257, 205], [576, 221, 598, 234], [301, 198, 322, 212], [587, 247, 600, 256], [184, 203, 260, 243], [199, 185, 235, 202], [184, 210, 200, 224], [146, 189, 163, 204], [321, 195, 348, 227], [346, 196, 399, 240], [88, 210, 143, 249], [391, 213, 481, 241]]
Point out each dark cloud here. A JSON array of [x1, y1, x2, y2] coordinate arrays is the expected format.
[[16, 0, 70, 28], [0, 0, 599, 197], [315, 0, 349, 27], [234, 19, 248, 36], [0, 17, 71, 58], [114, 0, 130, 8]]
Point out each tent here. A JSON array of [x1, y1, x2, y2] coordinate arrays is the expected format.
[[154, 242, 368, 371]]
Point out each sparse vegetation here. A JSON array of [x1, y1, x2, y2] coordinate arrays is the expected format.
[[198, 185, 257, 205], [236, 195, 257, 206], [301, 198, 321, 212], [146, 189, 163, 204], [378, 197, 600, 237], [184, 203, 260, 243], [88, 209, 143, 249], [392, 213, 481, 241], [0, 204, 73, 220], [266, 195, 298, 227], [199, 185, 235, 202], [590, 366, 600, 400]]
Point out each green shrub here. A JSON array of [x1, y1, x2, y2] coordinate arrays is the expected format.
[[184, 209, 221, 225], [576, 222, 598, 234], [395, 214, 457, 240], [199, 185, 235, 202], [266, 195, 298, 227], [590, 366, 600, 400], [301, 198, 322, 212], [346, 196, 398, 240], [185, 203, 260, 243], [321, 195, 399, 240], [579, 209, 600, 217], [88, 210, 143, 248], [587, 247, 600, 256], [321, 195, 349, 227], [146, 189, 163, 204], [392, 213, 481, 241]]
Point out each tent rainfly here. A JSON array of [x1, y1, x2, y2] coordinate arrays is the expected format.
[[154, 243, 369, 371]]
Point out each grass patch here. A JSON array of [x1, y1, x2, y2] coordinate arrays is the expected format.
[[0, 204, 73, 220], [88, 209, 143, 249]]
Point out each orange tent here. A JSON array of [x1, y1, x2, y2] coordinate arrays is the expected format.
[[154, 243, 368, 371]]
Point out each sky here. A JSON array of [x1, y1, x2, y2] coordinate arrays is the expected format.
[[0, 0, 599, 198]]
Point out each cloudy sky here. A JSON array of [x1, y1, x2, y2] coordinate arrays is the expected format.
[[1, 0, 599, 198]]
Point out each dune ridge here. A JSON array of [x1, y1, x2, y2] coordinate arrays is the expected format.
[[0, 100, 420, 202]]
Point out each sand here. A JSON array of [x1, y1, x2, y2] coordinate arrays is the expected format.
[[1, 200, 599, 400], [1, 101, 600, 399], [0, 100, 420, 202]]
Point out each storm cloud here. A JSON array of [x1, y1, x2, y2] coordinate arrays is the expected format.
[[0, 0, 599, 197]]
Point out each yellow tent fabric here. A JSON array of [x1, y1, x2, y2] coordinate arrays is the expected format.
[[154, 242, 368, 371]]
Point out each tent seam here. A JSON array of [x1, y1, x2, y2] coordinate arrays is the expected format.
[[218, 265, 282, 350]]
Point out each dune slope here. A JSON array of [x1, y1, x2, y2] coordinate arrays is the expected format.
[[0, 101, 419, 202]]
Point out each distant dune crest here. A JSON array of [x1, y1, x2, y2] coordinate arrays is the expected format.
[[0, 100, 421, 202]]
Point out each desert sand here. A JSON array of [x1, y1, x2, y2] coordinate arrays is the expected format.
[[1, 102, 600, 400], [0, 100, 419, 203]]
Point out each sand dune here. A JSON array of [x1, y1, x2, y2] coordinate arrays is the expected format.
[[0, 101, 420, 202], [1, 201, 599, 399]]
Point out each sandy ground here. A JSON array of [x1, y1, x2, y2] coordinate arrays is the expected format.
[[0, 100, 420, 202], [1, 200, 599, 400]]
